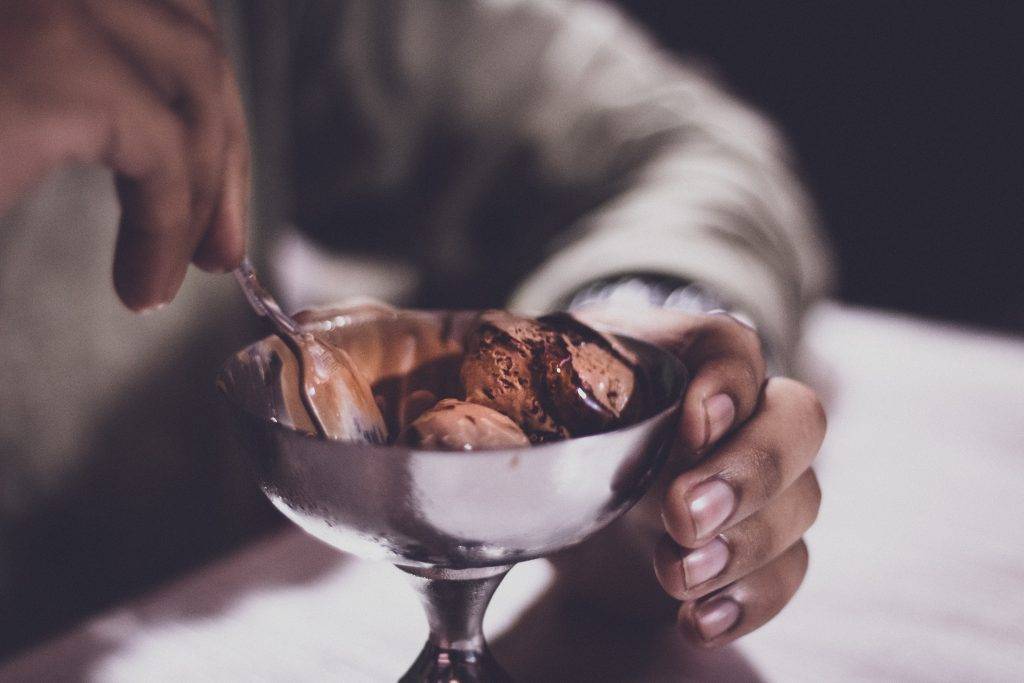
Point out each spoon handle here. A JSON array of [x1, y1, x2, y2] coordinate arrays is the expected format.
[[234, 257, 302, 337]]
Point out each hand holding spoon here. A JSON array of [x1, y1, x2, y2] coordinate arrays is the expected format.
[[234, 258, 387, 443]]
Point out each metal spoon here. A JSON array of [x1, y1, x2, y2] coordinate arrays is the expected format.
[[234, 257, 387, 443]]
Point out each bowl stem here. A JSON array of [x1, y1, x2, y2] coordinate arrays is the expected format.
[[398, 564, 514, 682]]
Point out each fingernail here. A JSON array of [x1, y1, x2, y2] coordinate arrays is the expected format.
[[138, 301, 168, 315], [695, 596, 741, 641], [683, 537, 729, 588], [703, 393, 735, 447], [686, 478, 735, 539]]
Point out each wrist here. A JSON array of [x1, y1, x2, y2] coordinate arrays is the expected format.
[[566, 275, 746, 322], [565, 275, 773, 370]]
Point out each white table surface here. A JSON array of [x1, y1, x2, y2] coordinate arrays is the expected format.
[[4, 303, 1024, 682]]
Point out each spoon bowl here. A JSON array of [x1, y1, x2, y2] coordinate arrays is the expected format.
[[233, 258, 387, 442]]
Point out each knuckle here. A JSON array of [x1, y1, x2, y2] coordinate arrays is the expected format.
[[720, 312, 764, 356], [747, 516, 777, 560], [795, 384, 828, 439], [41, 6, 85, 49], [807, 392, 828, 437], [718, 313, 761, 347], [764, 539, 810, 604], [191, 174, 220, 205], [169, 36, 228, 122], [184, 29, 227, 80], [726, 518, 773, 568], [199, 20, 228, 58], [767, 378, 828, 437], [17, 5, 89, 61], [806, 470, 823, 524], [791, 539, 810, 573], [763, 375, 797, 402], [697, 314, 734, 348], [7, 3, 85, 55], [737, 358, 762, 396], [103, 104, 188, 183], [736, 439, 784, 504], [736, 319, 763, 354], [151, 114, 189, 166], [699, 353, 761, 410]]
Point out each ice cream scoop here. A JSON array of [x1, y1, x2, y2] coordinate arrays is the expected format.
[[536, 312, 642, 434], [461, 310, 645, 442], [460, 311, 566, 441], [398, 398, 530, 451]]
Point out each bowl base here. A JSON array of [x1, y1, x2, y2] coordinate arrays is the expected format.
[[400, 641, 511, 683], [398, 564, 513, 682]]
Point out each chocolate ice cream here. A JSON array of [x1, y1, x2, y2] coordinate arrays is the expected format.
[[398, 398, 530, 450], [460, 311, 564, 440], [239, 307, 648, 449], [461, 310, 644, 442]]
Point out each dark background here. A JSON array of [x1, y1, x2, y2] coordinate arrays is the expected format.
[[620, 1, 1023, 332]]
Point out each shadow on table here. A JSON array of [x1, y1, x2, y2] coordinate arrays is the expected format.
[[493, 584, 763, 682], [0, 306, 281, 661]]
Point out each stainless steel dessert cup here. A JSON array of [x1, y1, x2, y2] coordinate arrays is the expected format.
[[219, 310, 686, 682]]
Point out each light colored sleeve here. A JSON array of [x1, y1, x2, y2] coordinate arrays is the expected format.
[[285, 0, 833, 360], [501, 2, 833, 359]]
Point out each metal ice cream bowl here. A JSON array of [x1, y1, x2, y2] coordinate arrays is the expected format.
[[218, 307, 686, 681]]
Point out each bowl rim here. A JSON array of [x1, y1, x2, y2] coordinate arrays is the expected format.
[[230, 386, 684, 460], [219, 310, 687, 459]]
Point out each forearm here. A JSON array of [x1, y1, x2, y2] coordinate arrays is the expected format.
[[504, 7, 832, 365], [509, 128, 830, 369]]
